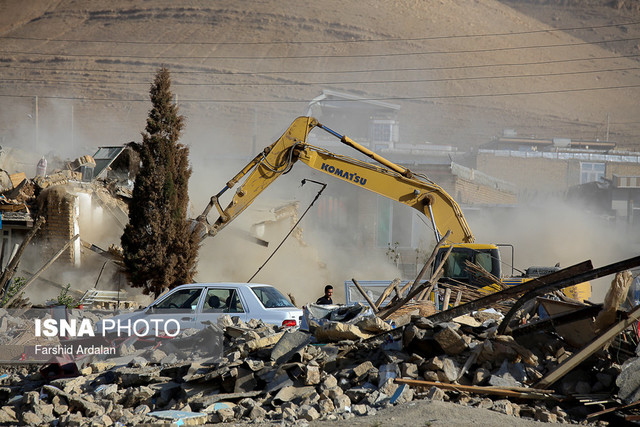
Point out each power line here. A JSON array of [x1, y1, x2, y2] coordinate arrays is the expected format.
[[2, 53, 639, 77], [2, 66, 638, 87], [1, 83, 638, 103], [2, 36, 640, 60], [1, 21, 638, 45]]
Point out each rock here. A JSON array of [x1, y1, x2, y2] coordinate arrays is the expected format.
[[21, 411, 43, 426], [389, 383, 413, 405], [271, 330, 311, 364], [352, 404, 368, 416], [249, 405, 267, 421], [414, 317, 434, 329], [273, 385, 315, 404], [52, 395, 69, 416], [216, 407, 235, 422], [333, 394, 351, 412], [321, 374, 338, 390], [401, 363, 419, 379], [535, 408, 558, 423], [434, 326, 467, 355], [473, 368, 490, 386], [325, 387, 344, 400], [378, 378, 398, 396], [301, 391, 321, 406], [315, 322, 376, 342], [298, 404, 320, 421], [476, 398, 493, 409], [492, 399, 513, 415], [355, 315, 393, 333], [146, 349, 167, 363], [489, 360, 524, 388], [403, 324, 425, 346], [306, 365, 321, 385], [353, 361, 374, 379], [617, 357, 640, 403], [318, 398, 335, 414], [423, 371, 439, 381], [218, 315, 234, 328], [441, 357, 459, 383], [423, 356, 445, 371], [425, 386, 445, 401], [160, 353, 179, 365], [118, 343, 136, 356], [134, 404, 151, 416], [22, 391, 39, 408]]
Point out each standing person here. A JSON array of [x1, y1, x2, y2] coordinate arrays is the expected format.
[[316, 284, 334, 305]]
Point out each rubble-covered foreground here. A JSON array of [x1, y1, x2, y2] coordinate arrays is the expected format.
[[1, 303, 640, 427]]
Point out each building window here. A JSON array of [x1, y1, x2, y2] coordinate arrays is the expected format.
[[370, 120, 398, 145], [580, 162, 605, 184]]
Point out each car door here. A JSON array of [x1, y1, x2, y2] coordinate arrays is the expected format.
[[145, 286, 204, 332], [198, 286, 248, 325]]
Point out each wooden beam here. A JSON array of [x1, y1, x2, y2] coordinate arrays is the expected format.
[[499, 255, 640, 334], [407, 230, 451, 295], [394, 378, 560, 400], [2, 234, 80, 308], [352, 278, 378, 313], [536, 300, 640, 389], [374, 278, 400, 310], [426, 260, 594, 324], [0, 216, 45, 293]]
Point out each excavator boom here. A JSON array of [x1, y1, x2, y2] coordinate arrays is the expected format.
[[195, 116, 474, 245]]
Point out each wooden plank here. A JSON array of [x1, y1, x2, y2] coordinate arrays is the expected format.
[[426, 260, 594, 324], [352, 279, 378, 313], [394, 378, 560, 400], [536, 301, 640, 389], [586, 399, 640, 419], [453, 290, 462, 307], [407, 230, 451, 295], [9, 172, 26, 188], [499, 255, 640, 335], [374, 278, 400, 310]]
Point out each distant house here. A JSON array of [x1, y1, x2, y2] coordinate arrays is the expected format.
[[306, 89, 400, 151], [476, 132, 640, 198]]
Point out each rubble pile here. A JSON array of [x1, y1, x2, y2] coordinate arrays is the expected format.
[[0, 303, 638, 426]]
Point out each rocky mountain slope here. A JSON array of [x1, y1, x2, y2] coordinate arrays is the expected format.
[[0, 0, 639, 167]]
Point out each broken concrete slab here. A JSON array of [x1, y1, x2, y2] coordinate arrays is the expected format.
[[148, 410, 208, 425], [270, 329, 311, 364]]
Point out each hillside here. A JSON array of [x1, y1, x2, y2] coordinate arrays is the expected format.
[[0, 0, 639, 174]]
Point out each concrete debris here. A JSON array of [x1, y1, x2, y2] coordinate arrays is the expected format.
[[1, 269, 640, 425]]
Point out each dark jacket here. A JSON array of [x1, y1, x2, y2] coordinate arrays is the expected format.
[[316, 296, 333, 305]]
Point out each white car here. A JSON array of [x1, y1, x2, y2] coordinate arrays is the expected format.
[[97, 283, 303, 336]]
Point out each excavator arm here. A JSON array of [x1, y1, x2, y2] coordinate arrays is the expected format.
[[195, 116, 475, 245]]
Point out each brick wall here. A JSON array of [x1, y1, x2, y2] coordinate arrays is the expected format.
[[476, 153, 571, 192], [42, 187, 78, 264], [452, 178, 518, 205]]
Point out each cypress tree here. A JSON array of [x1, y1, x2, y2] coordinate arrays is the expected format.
[[121, 67, 198, 297]]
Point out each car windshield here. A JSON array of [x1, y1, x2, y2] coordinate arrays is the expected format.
[[154, 288, 202, 312], [251, 286, 294, 308]]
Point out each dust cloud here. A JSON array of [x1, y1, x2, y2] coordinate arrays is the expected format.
[[467, 196, 637, 302], [189, 150, 403, 306]]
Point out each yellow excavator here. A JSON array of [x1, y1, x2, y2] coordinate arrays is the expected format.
[[194, 116, 590, 299]]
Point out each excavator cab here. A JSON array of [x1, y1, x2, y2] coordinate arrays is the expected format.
[[435, 244, 502, 288]]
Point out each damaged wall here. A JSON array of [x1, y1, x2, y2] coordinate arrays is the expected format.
[[39, 186, 80, 266]]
